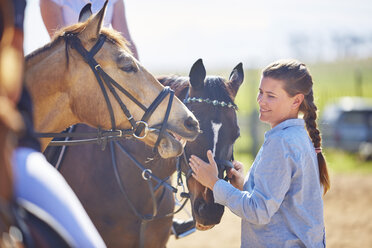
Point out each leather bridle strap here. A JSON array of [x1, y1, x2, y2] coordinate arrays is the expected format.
[[36, 33, 175, 151], [67, 34, 173, 132], [150, 89, 174, 153], [109, 140, 190, 248], [67, 33, 175, 148], [134, 87, 173, 141], [68, 33, 136, 130], [34, 128, 131, 147]]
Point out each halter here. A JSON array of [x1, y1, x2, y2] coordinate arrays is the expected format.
[[35, 33, 174, 153], [183, 85, 238, 111], [181, 88, 236, 182], [184, 97, 238, 110]]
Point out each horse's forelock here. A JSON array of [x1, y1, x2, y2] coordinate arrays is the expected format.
[[100, 29, 132, 55], [204, 76, 235, 104], [159, 76, 235, 104], [54, 23, 132, 55]]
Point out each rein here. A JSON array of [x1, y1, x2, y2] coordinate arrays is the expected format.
[[109, 140, 190, 248], [34, 33, 174, 153], [115, 86, 237, 247]]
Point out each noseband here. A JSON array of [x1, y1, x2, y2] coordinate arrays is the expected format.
[[35, 33, 174, 153], [180, 88, 236, 182]]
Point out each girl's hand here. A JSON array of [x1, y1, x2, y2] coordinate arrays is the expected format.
[[227, 160, 245, 190], [189, 150, 219, 190]]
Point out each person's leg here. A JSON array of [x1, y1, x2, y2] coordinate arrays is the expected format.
[[12, 147, 106, 247]]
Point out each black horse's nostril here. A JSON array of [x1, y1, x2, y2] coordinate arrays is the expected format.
[[184, 116, 199, 131]]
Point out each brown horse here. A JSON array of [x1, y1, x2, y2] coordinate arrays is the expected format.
[[45, 59, 244, 247], [25, 1, 199, 156]]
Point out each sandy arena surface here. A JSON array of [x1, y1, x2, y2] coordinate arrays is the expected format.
[[167, 173, 372, 248]]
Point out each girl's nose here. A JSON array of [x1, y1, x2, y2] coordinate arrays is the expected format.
[[257, 94, 263, 104]]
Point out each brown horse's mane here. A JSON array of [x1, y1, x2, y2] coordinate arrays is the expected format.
[[158, 75, 190, 96], [26, 22, 132, 63]]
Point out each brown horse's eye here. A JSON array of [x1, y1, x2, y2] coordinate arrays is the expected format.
[[120, 63, 137, 73], [117, 54, 138, 73]]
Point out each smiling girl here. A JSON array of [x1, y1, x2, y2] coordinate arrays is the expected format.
[[189, 59, 329, 248]]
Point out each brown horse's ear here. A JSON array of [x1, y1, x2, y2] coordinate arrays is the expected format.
[[78, 3, 92, 22], [189, 59, 206, 90], [80, 0, 107, 40], [228, 63, 244, 99]]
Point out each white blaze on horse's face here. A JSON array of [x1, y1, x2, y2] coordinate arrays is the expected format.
[[211, 121, 222, 157]]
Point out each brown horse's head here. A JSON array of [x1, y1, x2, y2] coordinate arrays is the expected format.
[[182, 59, 243, 230], [25, 1, 199, 157]]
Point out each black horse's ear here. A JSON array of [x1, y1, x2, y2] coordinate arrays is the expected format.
[[189, 59, 206, 90], [79, 3, 93, 22], [228, 63, 244, 99]]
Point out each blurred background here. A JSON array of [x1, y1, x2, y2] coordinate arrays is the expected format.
[[25, 0, 372, 247]]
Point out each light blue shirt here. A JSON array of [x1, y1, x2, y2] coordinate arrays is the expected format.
[[214, 119, 326, 248]]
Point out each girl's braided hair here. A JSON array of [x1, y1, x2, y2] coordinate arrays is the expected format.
[[262, 59, 330, 194]]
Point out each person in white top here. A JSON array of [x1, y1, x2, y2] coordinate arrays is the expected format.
[[40, 0, 139, 59]]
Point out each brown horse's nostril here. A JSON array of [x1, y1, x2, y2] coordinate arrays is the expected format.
[[184, 116, 199, 131]]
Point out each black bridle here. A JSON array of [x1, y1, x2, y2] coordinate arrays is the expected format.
[[181, 88, 235, 182], [35, 33, 174, 153]]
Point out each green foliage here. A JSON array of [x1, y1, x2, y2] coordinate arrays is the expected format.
[[310, 58, 372, 110], [324, 148, 372, 174]]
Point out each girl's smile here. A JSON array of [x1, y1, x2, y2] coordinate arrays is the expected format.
[[257, 77, 303, 128]]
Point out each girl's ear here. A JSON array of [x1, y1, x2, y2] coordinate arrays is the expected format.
[[292, 93, 304, 109]]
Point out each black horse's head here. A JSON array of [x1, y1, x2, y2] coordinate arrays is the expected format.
[[182, 59, 243, 230]]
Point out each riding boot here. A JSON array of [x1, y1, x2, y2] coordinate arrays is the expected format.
[[171, 218, 196, 239]]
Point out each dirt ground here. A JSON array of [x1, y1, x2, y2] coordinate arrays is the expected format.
[[167, 173, 372, 248]]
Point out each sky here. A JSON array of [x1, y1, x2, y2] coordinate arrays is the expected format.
[[24, 0, 372, 74]]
